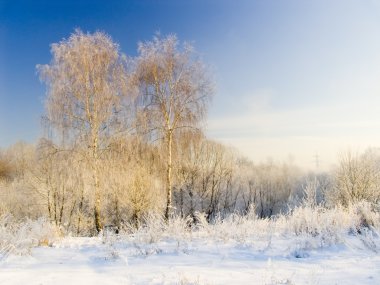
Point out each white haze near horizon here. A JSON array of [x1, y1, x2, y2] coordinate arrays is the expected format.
[[204, 1, 380, 171], [207, 64, 380, 171]]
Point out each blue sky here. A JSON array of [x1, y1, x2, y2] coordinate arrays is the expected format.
[[2, 0, 380, 169]]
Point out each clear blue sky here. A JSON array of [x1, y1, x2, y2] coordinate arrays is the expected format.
[[2, 0, 380, 169]]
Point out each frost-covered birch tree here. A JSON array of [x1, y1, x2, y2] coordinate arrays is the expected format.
[[134, 35, 213, 220], [37, 30, 129, 233]]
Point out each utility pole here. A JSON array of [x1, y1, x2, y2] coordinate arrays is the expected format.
[[314, 153, 320, 169]]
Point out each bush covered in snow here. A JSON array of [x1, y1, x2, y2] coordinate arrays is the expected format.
[[0, 215, 61, 259], [101, 201, 380, 258], [2, 199, 379, 261]]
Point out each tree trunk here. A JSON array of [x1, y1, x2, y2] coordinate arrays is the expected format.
[[92, 131, 102, 234], [94, 192, 101, 233], [189, 175, 195, 223], [77, 187, 84, 235], [93, 166, 102, 233], [179, 188, 184, 218], [164, 130, 173, 221]]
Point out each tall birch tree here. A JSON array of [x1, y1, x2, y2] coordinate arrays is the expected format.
[[38, 30, 129, 233], [134, 35, 213, 220]]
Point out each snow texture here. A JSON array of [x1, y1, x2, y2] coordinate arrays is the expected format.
[[1, 233, 380, 285]]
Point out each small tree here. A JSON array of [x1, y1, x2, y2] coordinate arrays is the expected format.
[[134, 35, 213, 220], [38, 30, 129, 233], [331, 150, 380, 206]]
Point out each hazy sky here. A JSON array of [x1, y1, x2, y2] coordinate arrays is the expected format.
[[2, 0, 380, 170]]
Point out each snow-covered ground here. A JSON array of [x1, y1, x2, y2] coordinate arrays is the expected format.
[[1, 205, 380, 284], [1, 234, 379, 285]]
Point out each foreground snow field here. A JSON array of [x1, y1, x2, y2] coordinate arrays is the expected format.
[[1, 234, 379, 285]]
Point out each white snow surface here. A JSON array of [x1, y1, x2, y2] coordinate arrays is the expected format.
[[1, 233, 380, 285]]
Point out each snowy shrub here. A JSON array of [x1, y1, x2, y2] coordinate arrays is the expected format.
[[357, 227, 380, 252], [191, 208, 271, 243], [330, 150, 380, 206], [150, 272, 213, 285], [264, 278, 295, 285], [348, 201, 380, 232], [101, 228, 121, 261], [174, 275, 212, 285], [113, 200, 380, 258], [128, 213, 166, 244], [0, 215, 61, 259], [166, 215, 193, 241]]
